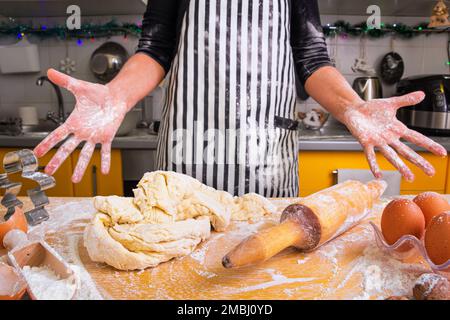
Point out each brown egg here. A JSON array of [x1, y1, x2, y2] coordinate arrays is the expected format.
[[381, 199, 425, 245], [0, 207, 28, 248], [413, 192, 450, 227], [424, 212, 450, 266]]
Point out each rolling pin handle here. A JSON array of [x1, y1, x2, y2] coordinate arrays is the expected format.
[[222, 204, 322, 268], [3, 229, 29, 252], [280, 204, 321, 251]]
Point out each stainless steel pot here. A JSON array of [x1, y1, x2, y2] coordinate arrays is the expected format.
[[90, 42, 129, 83], [352, 76, 383, 101]]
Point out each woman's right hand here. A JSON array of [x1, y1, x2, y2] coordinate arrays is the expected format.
[[34, 69, 129, 183]]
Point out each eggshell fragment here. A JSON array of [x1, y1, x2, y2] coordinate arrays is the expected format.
[[413, 192, 450, 227], [381, 199, 425, 245], [413, 273, 449, 300], [0, 263, 27, 300], [424, 212, 450, 266]]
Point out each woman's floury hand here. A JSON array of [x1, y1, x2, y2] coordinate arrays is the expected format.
[[34, 69, 128, 183], [343, 91, 447, 181]]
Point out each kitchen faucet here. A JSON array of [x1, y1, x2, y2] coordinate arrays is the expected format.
[[36, 76, 66, 125]]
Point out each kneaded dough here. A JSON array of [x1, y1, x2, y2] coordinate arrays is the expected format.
[[133, 171, 233, 231], [84, 171, 276, 270], [93, 196, 142, 224], [84, 213, 210, 270], [232, 193, 277, 221]]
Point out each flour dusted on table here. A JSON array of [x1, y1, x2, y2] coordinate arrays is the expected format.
[[27, 199, 106, 299], [22, 265, 77, 300], [349, 245, 425, 299]]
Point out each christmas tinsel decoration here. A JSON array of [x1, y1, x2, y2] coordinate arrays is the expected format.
[[323, 20, 442, 38], [0, 20, 142, 40], [0, 20, 448, 41]]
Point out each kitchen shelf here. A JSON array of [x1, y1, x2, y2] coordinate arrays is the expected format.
[[0, 0, 436, 18], [319, 0, 435, 17], [0, 0, 146, 17]]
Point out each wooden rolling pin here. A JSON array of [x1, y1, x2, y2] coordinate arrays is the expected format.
[[222, 180, 387, 268]]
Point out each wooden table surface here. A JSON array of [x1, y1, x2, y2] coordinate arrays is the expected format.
[[1, 197, 433, 300]]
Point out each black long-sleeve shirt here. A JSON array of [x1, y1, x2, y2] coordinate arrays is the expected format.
[[136, 0, 331, 86]]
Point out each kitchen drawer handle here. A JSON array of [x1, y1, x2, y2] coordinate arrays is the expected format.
[[92, 165, 98, 196], [332, 170, 338, 184]]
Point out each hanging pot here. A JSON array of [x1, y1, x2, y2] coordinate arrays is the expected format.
[[380, 52, 404, 85], [90, 42, 129, 83]]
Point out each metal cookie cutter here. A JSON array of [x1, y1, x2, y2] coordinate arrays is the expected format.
[[0, 149, 55, 226]]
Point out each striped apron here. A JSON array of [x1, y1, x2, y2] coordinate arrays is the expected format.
[[157, 0, 298, 197]]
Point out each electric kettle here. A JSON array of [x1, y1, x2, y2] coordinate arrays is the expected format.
[[352, 76, 383, 101]]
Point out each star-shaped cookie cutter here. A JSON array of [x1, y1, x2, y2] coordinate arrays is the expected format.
[[0, 149, 55, 226]]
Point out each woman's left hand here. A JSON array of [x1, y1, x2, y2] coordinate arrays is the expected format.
[[343, 91, 447, 182]]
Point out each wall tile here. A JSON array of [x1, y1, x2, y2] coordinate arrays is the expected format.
[[334, 45, 359, 75], [423, 47, 449, 74], [48, 45, 68, 70], [0, 104, 16, 118], [38, 44, 51, 72], [423, 33, 447, 48], [393, 46, 425, 77], [68, 40, 101, 75], [366, 44, 391, 69], [23, 73, 53, 103], [0, 74, 25, 104], [394, 35, 425, 48]]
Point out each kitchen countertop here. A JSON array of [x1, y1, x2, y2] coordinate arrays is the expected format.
[[1, 125, 450, 152], [299, 125, 450, 152], [0, 129, 159, 150]]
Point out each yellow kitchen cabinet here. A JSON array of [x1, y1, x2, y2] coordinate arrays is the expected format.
[[445, 159, 450, 194], [72, 149, 123, 197], [298, 151, 448, 197], [0, 147, 74, 197]]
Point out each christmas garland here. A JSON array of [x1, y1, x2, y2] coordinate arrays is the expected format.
[[0, 20, 448, 42], [0, 20, 142, 40], [323, 20, 441, 39]]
